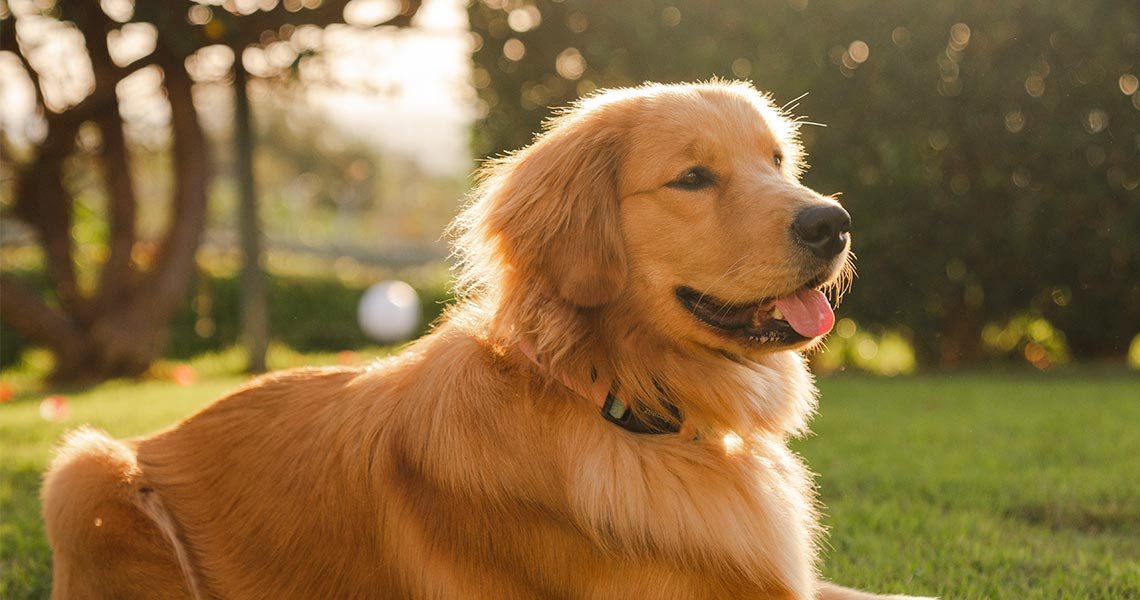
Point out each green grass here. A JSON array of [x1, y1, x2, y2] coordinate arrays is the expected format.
[[803, 374, 1140, 598], [2, 368, 1138, 599]]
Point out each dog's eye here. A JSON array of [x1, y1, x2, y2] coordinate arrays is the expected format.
[[669, 167, 715, 190], [773, 152, 783, 168]]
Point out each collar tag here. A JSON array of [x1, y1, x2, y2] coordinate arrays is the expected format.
[[520, 339, 683, 436], [601, 392, 681, 435], [604, 394, 629, 421]]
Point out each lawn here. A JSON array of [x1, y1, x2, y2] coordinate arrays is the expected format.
[[2, 367, 1137, 599]]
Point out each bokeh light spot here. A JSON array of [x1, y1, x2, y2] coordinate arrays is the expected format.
[[1120, 74, 1139, 95], [187, 4, 212, 25], [857, 338, 879, 361], [1004, 110, 1025, 133], [1012, 168, 1031, 188], [39, 395, 70, 422], [1050, 286, 1072, 307], [945, 258, 966, 282], [949, 23, 971, 50], [171, 364, 198, 386], [1128, 335, 1140, 370], [1084, 109, 1108, 134], [507, 6, 541, 33], [928, 130, 949, 151], [891, 26, 911, 47], [566, 12, 588, 33], [731, 57, 752, 78], [555, 47, 586, 80], [502, 38, 525, 61]]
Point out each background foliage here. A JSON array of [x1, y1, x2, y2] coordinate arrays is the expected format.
[[469, 0, 1140, 366], [0, 269, 451, 369]]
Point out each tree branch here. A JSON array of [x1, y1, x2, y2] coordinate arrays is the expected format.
[[121, 44, 209, 326], [92, 95, 139, 311], [223, 0, 421, 47], [12, 115, 87, 322], [84, 43, 210, 372], [131, 0, 422, 52], [8, 2, 137, 325], [64, 1, 143, 310], [1, 14, 47, 115], [0, 274, 81, 351]]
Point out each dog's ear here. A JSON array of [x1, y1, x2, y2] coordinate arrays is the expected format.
[[481, 109, 627, 307]]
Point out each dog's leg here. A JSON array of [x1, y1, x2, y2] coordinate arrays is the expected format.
[[817, 581, 938, 600], [42, 427, 191, 600]]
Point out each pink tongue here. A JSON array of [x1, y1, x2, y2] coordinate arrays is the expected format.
[[773, 288, 835, 338]]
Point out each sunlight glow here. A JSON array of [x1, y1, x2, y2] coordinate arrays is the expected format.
[[0, 0, 471, 174]]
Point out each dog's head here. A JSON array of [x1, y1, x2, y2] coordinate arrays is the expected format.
[[459, 81, 851, 361]]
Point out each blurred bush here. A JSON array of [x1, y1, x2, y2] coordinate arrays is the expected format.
[[167, 272, 453, 359], [981, 313, 1071, 369], [469, 0, 1140, 367], [813, 318, 919, 376], [1, 271, 453, 368]]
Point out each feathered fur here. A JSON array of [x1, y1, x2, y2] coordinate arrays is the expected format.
[[42, 81, 931, 600]]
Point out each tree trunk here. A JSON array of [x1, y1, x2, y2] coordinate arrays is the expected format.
[[0, 2, 420, 383], [1, 42, 209, 384], [232, 49, 270, 374]]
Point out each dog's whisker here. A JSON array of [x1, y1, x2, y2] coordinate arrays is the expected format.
[[821, 252, 858, 307], [781, 91, 810, 111], [696, 255, 750, 308], [708, 264, 781, 322]]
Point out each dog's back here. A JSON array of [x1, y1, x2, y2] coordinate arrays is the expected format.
[[42, 366, 378, 599]]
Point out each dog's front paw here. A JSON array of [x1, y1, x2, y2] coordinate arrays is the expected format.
[[816, 582, 939, 600]]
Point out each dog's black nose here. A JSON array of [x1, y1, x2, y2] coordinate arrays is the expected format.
[[792, 205, 851, 258]]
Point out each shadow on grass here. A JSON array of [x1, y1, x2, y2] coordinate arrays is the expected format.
[[1003, 499, 1140, 535]]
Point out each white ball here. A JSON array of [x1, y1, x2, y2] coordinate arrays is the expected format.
[[357, 280, 422, 343]]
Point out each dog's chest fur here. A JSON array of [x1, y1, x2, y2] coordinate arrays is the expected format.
[[385, 399, 820, 599]]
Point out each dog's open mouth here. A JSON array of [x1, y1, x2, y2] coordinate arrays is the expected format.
[[676, 283, 835, 345]]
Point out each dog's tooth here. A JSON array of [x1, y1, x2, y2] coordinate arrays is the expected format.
[[772, 307, 784, 320]]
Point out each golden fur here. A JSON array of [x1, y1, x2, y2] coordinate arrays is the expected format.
[[43, 81, 932, 599]]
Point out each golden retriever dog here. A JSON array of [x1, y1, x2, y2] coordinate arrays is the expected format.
[[43, 81, 933, 599]]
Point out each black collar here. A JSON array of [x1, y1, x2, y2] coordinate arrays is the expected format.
[[518, 338, 685, 435], [600, 392, 683, 435]]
